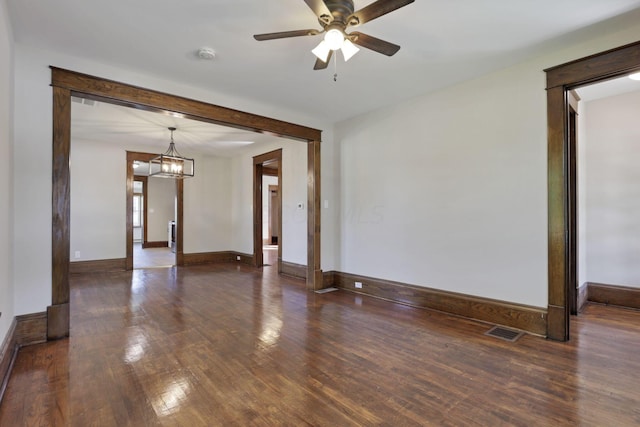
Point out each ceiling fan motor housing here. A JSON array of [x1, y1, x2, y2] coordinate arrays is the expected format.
[[323, 0, 356, 26]]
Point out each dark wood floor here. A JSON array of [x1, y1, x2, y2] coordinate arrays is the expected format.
[[1, 262, 640, 426]]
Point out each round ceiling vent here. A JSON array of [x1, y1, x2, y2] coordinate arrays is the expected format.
[[197, 47, 216, 60]]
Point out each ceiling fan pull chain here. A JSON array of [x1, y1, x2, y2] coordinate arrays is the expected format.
[[334, 55, 338, 82]]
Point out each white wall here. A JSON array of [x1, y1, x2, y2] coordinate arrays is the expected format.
[[230, 140, 308, 265], [582, 90, 640, 288], [337, 65, 548, 306], [281, 142, 309, 264], [146, 177, 175, 243], [12, 45, 336, 316], [0, 0, 15, 343], [183, 155, 233, 253], [69, 140, 239, 257], [70, 139, 126, 260], [335, 18, 640, 308], [578, 99, 589, 289]]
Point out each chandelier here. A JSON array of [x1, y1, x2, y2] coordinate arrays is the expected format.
[[148, 127, 194, 179]]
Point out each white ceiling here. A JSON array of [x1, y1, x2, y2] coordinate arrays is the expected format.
[[8, 1, 640, 155], [71, 98, 277, 157], [576, 75, 640, 102]]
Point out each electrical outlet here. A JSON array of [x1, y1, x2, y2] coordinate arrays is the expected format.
[[74, 251, 81, 259], [355, 281, 363, 289], [236, 255, 241, 261]]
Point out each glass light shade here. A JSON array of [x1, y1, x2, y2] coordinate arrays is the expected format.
[[341, 39, 360, 62], [629, 72, 640, 81], [149, 129, 194, 179], [324, 29, 344, 50], [149, 154, 194, 179], [312, 40, 331, 62]]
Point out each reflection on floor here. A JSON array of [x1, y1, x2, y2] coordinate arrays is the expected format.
[[263, 245, 278, 266], [134, 242, 175, 269], [3, 266, 640, 425]]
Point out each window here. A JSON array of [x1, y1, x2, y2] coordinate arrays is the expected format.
[[133, 194, 143, 228]]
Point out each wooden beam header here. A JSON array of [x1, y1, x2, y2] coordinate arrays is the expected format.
[[50, 67, 322, 143]]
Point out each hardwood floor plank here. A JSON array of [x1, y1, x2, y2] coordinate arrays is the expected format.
[[1, 263, 640, 425]]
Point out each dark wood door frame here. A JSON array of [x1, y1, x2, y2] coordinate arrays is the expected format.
[[567, 92, 579, 317], [50, 67, 323, 339], [253, 150, 282, 270], [545, 40, 640, 341], [127, 152, 182, 270], [133, 175, 148, 247]]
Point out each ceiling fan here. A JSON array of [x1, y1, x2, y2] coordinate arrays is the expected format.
[[253, 0, 415, 70]]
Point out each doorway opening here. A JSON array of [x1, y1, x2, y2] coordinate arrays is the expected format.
[[50, 67, 322, 339], [253, 149, 282, 270], [571, 78, 640, 316], [545, 40, 640, 341], [132, 162, 176, 269], [263, 178, 280, 267], [126, 151, 182, 270]]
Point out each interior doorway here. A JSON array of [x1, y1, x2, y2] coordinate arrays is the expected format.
[[267, 184, 280, 245], [131, 163, 177, 269], [263, 178, 280, 267], [126, 151, 182, 270], [253, 149, 282, 270], [50, 68, 322, 340], [545, 40, 640, 341]]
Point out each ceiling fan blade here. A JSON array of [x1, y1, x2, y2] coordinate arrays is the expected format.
[[313, 50, 333, 70], [254, 29, 320, 41], [303, 0, 333, 21], [348, 0, 415, 26], [349, 32, 400, 56]]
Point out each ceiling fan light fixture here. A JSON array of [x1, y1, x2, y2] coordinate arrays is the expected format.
[[312, 40, 331, 62], [341, 39, 359, 61], [253, 0, 415, 71], [324, 28, 345, 50]]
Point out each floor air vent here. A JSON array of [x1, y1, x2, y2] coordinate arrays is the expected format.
[[315, 287, 339, 294], [484, 326, 524, 342]]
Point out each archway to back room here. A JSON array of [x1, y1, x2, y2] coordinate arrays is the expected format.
[[545, 40, 640, 341], [561, 76, 640, 318], [50, 67, 323, 340]]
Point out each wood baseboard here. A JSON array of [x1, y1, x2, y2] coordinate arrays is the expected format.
[[280, 261, 307, 280], [70, 258, 126, 274], [577, 283, 589, 313], [1, 312, 47, 403], [326, 271, 547, 336], [0, 319, 17, 404], [235, 253, 254, 265], [323, 270, 336, 288], [183, 251, 235, 265], [143, 241, 169, 249], [17, 312, 48, 346], [587, 282, 640, 310], [183, 251, 254, 266]]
